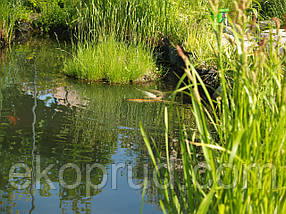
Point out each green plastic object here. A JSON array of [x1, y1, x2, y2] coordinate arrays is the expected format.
[[211, 8, 229, 23]]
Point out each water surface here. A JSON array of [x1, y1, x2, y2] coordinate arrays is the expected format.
[[0, 39, 185, 214]]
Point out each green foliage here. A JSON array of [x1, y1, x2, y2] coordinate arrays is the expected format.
[[0, 0, 20, 46], [0, 0, 33, 47], [255, 0, 286, 22], [184, 22, 216, 66], [24, 0, 79, 32], [75, 0, 208, 45], [63, 35, 158, 83], [143, 0, 286, 213]]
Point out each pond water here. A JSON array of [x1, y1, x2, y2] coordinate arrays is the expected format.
[[0, 39, 191, 213]]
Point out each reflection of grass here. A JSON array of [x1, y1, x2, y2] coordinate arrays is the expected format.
[[52, 83, 170, 163], [2, 38, 68, 90], [70, 83, 166, 131], [0, 72, 3, 123], [63, 35, 158, 83], [0, 49, 12, 125]]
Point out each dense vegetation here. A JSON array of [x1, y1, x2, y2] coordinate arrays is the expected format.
[[1, 0, 286, 213], [1, 0, 286, 76], [142, 0, 286, 213], [63, 35, 158, 83], [256, 0, 286, 22], [1, 0, 285, 44]]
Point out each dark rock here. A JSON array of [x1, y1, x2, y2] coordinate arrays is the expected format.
[[154, 37, 194, 76], [154, 38, 220, 101]]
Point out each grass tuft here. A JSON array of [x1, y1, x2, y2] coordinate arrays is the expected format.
[[63, 35, 158, 84]]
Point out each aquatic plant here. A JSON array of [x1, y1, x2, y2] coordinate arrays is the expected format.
[[75, 0, 211, 45], [0, 0, 19, 47], [142, 0, 286, 213], [24, 0, 79, 33], [63, 35, 158, 83]]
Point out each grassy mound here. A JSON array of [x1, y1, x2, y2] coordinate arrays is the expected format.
[[63, 36, 158, 84]]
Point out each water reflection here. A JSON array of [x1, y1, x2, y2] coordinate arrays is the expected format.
[[0, 39, 188, 213]]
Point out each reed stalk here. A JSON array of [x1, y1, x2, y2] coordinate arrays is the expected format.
[[142, 0, 286, 212]]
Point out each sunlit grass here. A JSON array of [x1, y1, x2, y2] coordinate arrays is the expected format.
[[184, 22, 217, 66], [0, 0, 18, 46], [75, 0, 214, 45], [142, 0, 286, 213], [63, 35, 158, 83]]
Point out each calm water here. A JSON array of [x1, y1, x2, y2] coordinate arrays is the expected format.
[[0, 39, 188, 214]]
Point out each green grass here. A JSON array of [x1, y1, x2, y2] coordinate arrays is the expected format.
[[255, 0, 286, 24], [0, 0, 33, 47], [142, 0, 286, 213], [0, 0, 19, 46], [75, 0, 224, 45], [24, 0, 79, 32], [184, 22, 217, 66], [63, 35, 158, 83]]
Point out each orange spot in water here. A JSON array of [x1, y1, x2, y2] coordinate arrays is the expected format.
[[8, 115, 17, 126]]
